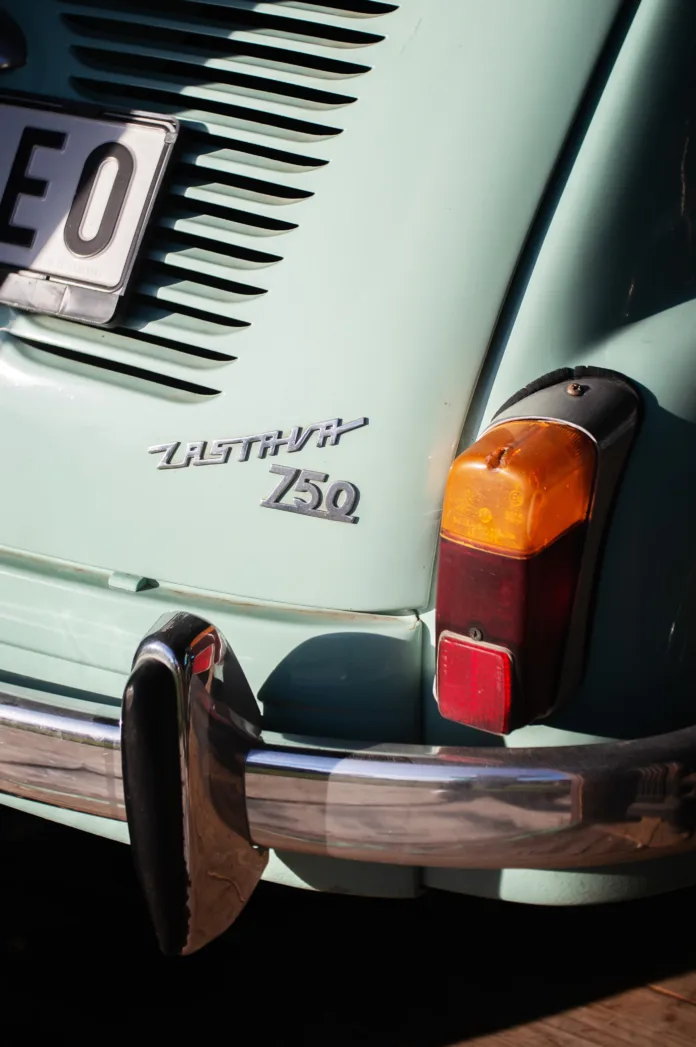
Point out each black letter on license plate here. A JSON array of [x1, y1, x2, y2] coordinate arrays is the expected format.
[[64, 141, 135, 258], [0, 127, 66, 249]]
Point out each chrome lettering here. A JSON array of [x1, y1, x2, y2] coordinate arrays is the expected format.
[[149, 417, 368, 471]]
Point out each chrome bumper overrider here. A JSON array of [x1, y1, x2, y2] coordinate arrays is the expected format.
[[1, 613, 696, 954]]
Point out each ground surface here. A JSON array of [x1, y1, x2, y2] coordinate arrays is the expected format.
[[2, 808, 696, 1045]]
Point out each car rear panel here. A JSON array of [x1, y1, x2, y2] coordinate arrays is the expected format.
[[0, 0, 621, 612]]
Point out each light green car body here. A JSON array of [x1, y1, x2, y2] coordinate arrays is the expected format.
[[2, 0, 696, 904]]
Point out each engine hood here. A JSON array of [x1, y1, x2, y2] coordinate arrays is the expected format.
[[0, 0, 621, 611]]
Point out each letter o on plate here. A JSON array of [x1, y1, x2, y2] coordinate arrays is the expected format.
[[64, 142, 135, 258]]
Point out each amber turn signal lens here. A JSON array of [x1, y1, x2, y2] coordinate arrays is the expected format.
[[441, 420, 597, 557]]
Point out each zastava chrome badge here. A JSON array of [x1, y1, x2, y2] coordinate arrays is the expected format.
[[149, 417, 368, 525], [149, 417, 368, 470]]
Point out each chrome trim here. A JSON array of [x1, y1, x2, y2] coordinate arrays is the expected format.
[[2, 683, 695, 870], [2, 612, 696, 953], [245, 736, 696, 868], [0, 695, 123, 820], [149, 416, 369, 470], [261, 465, 360, 524], [121, 614, 267, 956]]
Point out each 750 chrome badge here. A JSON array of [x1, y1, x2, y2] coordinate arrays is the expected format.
[[262, 466, 359, 524]]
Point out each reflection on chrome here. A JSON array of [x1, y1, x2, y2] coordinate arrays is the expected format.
[[0, 696, 123, 820], [245, 744, 696, 869], [121, 613, 267, 956], [2, 612, 696, 954]]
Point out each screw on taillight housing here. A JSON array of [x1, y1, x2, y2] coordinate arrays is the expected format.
[[435, 370, 640, 735]]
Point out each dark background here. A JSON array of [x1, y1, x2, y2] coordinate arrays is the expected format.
[[2, 807, 694, 1044]]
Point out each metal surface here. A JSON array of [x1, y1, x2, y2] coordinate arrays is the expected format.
[[246, 732, 696, 868], [121, 613, 268, 956], [3, 614, 696, 883], [261, 465, 360, 524], [149, 419, 370, 471], [0, 694, 123, 820]]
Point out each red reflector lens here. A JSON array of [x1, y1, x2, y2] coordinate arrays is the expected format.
[[437, 633, 514, 735]]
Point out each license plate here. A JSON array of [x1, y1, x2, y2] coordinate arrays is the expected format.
[[0, 100, 178, 325]]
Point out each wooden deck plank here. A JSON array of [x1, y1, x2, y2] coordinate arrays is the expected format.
[[461, 987, 696, 1046], [650, 975, 696, 1005]]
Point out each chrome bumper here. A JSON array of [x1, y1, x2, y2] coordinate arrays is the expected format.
[[1, 613, 695, 954]]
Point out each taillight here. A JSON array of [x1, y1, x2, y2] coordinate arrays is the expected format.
[[435, 370, 640, 735]]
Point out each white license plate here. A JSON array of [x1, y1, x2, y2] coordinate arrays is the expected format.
[[0, 100, 178, 325]]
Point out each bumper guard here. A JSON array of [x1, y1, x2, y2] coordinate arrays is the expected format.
[[1, 613, 695, 954]]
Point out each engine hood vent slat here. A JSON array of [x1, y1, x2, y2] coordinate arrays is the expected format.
[[70, 44, 359, 109], [61, 0, 388, 48], [63, 13, 373, 79]]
